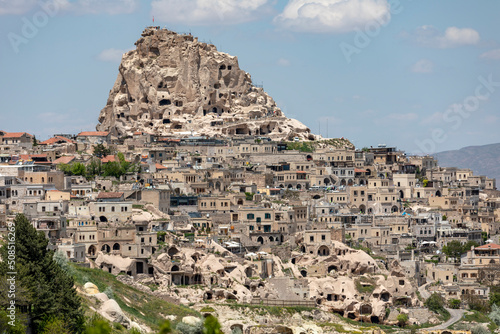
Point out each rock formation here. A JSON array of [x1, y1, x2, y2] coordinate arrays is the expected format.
[[97, 27, 315, 141]]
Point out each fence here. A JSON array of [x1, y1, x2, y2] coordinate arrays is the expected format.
[[249, 298, 316, 308]]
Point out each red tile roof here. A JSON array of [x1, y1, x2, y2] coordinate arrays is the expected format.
[[97, 192, 124, 199], [2, 132, 33, 138], [39, 136, 75, 145], [155, 163, 168, 170], [19, 154, 47, 160], [475, 243, 500, 250], [77, 131, 110, 137], [101, 155, 117, 163], [355, 168, 368, 173], [53, 156, 76, 164]]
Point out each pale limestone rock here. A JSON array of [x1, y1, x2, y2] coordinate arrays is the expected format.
[[84, 282, 99, 295], [94, 293, 109, 303], [99, 299, 132, 328], [97, 27, 315, 141], [182, 316, 202, 327]]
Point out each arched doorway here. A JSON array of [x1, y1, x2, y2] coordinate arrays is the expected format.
[[101, 244, 110, 253], [360, 304, 372, 315], [112, 243, 120, 251], [318, 246, 330, 256], [257, 236, 264, 244], [88, 245, 96, 256]]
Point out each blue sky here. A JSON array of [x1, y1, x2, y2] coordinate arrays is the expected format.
[[1, 0, 499, 154]]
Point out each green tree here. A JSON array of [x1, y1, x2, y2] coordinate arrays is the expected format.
[[425, 293, 449, 318], [158, 320, 173, 333], [85, 314, 111, 334], [449, 299, 461, 309], [71, 162, 87, 176], [157, 231, 167, 243], [442, 240, 465, 263], [58, 163, 73, 175], [93, 144, 111, 158], [32, 135, 38, 147], [490, 292, 500, 307], [244, 192, 254, 201], [103, 161, 123, 178], [86, 158, 103, 178], [0, 214, 85, 333], [482, 232, 488, 243], [41, 317, 72, 334], [490, 304, 500, 326], [463, 241, 479, 252], [0, 309, 26, 333], [203, 315, 223, 334], [397, 313, 408, 327]]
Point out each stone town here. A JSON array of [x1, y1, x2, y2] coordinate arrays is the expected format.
[[1, 27, 499, 333]]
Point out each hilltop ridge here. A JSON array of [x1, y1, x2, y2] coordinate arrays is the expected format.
[[96, 27, 315, 141]]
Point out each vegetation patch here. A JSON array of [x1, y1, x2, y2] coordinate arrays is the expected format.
[[355, 276, 377, 294], [72, 265, 199, 330]]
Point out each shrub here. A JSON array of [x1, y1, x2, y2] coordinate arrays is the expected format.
[[176, 321, 203, 334], [158, 320, 173, 334], [85, 314, 112, 334], [231, 327, 243, 334], [490, 304, 500, 326], [397, 313, 408, 327], [449, 299, 461, 309], [425, 293, 449, 318], [103, 286, 114, 300], [470, 324, 490, 334], [204, 315, 223, 334]]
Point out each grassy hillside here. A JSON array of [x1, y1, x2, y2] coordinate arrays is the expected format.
[[434, 143, 500, 182], [71, 264, 199, 331]]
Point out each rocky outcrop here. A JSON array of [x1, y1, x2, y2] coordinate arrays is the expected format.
[[97, 27, 315, 141]]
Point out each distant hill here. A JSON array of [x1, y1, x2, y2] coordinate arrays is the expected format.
[[434, 143, 500, 181]]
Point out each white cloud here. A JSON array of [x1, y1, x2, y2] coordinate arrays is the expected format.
[[274, 0, 391, 33], [420, 111, 444, 125], [97, 48, 132, 62], [387, 113, 418, 121], [483, 115, 499, 124], [59, 0, 138, 15], [151, 0, 272, 25], [0, 0, 138, 16], [411, 59, 433, 73], [277, 58, 291, 66], [409, 25, 480, 49], [480, 49, 500, 60], [0, 0, 37, 15]]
